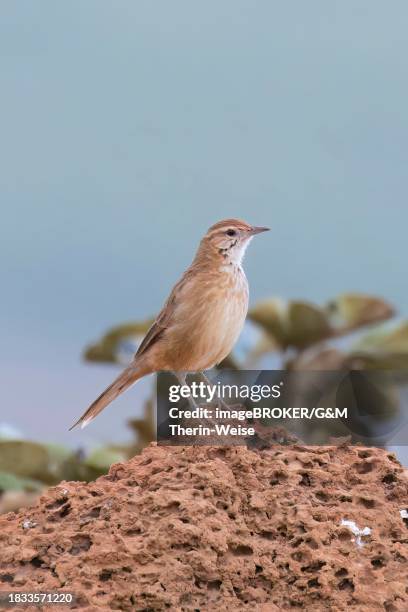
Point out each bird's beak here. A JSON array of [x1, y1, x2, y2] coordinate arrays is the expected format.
[[249, 226, 270, 235]]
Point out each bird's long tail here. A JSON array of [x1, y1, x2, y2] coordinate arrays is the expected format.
[[69, 363, 146, 430]]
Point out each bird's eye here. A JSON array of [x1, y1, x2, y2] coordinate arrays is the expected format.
[[226, 229, 236, 237]]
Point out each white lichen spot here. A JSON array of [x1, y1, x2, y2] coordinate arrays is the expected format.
[[400, 509, 408, 519], [22, 519, 37, 530], [341, 519, 371, 548]]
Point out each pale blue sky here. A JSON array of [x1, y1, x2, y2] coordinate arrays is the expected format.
[[1, 2, 407, 446]]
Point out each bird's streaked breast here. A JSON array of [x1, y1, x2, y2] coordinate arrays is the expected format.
[[159, 264, 248, 370]]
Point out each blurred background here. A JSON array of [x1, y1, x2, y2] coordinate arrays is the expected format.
[[1, 2, 408, 507]]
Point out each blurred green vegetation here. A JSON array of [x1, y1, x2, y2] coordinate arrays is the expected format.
[[2, 291, 408, 513], [0, 400, 156, 513]]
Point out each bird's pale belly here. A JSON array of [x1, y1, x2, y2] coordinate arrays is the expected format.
[[158, 272, 248, 371]]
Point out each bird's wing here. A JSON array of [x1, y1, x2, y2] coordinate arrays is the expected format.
[[135, 270, 193, 358]]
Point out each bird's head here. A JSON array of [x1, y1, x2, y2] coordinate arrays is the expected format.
[[197, 218, 269, 266]]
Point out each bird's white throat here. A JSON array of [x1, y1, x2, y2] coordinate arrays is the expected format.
[[219, 238, 252, 275], [228, 236, 253, 265]]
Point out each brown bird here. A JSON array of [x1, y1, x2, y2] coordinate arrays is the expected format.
[[70, 219, 269, 429]]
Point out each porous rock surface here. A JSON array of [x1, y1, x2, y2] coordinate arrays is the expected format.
[[0, 443, 407, 611]]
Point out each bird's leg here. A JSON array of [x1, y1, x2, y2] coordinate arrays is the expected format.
[[175, 372, 200, 411], [199, 371, 230, 410]]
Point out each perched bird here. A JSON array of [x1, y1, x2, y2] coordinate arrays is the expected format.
[[70, 219, 269, 429]]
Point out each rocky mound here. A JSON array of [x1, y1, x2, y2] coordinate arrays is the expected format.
[[0, 443, 407, 611]]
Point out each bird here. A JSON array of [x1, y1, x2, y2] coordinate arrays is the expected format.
[[70, 219, 269, 430]]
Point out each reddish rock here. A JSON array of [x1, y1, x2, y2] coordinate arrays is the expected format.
[[0, 443, 407, 610]]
